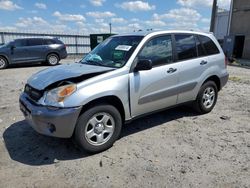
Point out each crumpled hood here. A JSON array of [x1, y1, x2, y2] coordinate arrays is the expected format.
[[27, 63, 115, 90]]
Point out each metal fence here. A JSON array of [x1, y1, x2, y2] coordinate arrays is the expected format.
[[0, 31, 91, 55]]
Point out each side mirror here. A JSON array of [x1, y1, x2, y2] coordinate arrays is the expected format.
[[134, 59, 152, 72], [10, 45, 15, 50]]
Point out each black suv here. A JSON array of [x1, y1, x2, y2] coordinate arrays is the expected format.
[[0, 38, 67, 69]]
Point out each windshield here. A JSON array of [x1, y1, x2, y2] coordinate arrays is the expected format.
[[0, 41, 11, 47], [80, 36, 144, 68], [1, 41, 14, 47]]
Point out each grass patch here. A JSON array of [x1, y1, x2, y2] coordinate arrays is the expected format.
[[228, 60, 240, 66], [229, 76, 241, 82]]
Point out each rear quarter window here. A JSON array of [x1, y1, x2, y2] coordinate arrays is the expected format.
[[45, 39, 56, 45], [44, 39, 63, 45], [198, 35, 220, 55]]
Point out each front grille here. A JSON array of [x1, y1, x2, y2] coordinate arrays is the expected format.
[[24, 84, 43, 101]]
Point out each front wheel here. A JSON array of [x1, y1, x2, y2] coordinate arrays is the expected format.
[[194, 81, 218, 114], [0, 56, 8, 69], [74, 104, 122, 153], [47, 53, 59, 66]]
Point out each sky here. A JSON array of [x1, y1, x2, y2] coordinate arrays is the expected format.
[[0, 0, 231, 34]]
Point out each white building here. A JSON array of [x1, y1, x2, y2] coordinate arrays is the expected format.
[[213, 9, 230, 40]]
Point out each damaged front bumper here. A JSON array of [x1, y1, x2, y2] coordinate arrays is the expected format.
[[19, 92, 81, 138]]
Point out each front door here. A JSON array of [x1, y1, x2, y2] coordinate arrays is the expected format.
[[129, 35, 179, 117], [11, 39, 29, 63]]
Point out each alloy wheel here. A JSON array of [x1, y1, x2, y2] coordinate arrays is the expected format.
[[202, 86, 215, 109], [84, 112, 115, 146], [48, 55, 58, 65], [0, 58, 6, 69]]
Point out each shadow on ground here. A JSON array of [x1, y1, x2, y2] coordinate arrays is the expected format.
[[121, 106, 198, 137], [3, 120, 88, 166], [3, 106, 198, 166], [5, 59, 78, 70], [6, 62, 47, 69]]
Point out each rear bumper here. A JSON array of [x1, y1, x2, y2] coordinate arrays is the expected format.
[[19, 93, 81, 138], [219, 73, 229, 89], [60, 50, 68, 59]]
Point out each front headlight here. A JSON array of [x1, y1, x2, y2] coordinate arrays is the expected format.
[[44, 84, 77, 106]]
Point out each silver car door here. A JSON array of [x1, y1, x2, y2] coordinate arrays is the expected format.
[[174, 34, 209, 104], [129, 35, 179, 117]]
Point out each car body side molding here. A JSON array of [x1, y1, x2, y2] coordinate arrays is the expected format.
[[138, 82, 197, 105]]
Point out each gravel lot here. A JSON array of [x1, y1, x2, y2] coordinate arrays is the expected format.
[[0, 60, 249, 188]]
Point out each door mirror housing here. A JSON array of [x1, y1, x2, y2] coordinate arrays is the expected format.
[[10, 45, 15, 50], [134, 59, 152, 72]]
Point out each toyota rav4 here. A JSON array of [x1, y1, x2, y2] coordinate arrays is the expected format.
[[19, 30, 229, 153]]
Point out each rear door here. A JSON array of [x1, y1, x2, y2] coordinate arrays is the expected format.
[[129, 34, 179, 117], [26, 38, 46, 61], [198, 35, 222, 69], [174, 34, 210, 104]]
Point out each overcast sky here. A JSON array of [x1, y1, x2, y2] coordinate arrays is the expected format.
[[0, 0, 231, 34]]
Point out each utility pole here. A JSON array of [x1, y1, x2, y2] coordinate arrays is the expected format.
[[210, 0, 218, 32], [227, 0, 234, 35]]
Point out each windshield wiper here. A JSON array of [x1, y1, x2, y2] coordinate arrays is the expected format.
[[82, 60, 104, 66]]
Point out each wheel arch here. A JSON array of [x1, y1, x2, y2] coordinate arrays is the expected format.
[[46, 51, 60, 60], [0, 54, 10, 64], [79, 95, 126, 123], [201, 75, 221, 91]]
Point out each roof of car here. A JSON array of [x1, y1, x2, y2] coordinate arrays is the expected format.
[[14, 37, 58, 40], [113, 30, 213, 37]]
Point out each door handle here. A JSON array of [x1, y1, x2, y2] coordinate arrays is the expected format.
[[200, 60, 208, 65], [167, 68, 177, 73]]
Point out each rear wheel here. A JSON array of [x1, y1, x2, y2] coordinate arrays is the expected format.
[[194, 81, 218, 114], [74, 104, 122, 153], [47, 53, 59, 66], [0, 56, 8, 69]]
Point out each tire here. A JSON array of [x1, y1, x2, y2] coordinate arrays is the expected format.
[[0, 56, 8, 69], [74, 104, 122, 153], [194, 81, 218, 114], [47, 53, 59, 66]]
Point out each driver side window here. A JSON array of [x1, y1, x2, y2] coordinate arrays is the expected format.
[[14, 39, 28, 47], [138, 35, 173, 67]]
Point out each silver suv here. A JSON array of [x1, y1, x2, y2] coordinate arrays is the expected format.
[[0, 38, 67, 69], [19, 30, 229, 153]]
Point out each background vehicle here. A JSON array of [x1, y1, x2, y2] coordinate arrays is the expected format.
[[19, 30, 228, 153], [0, 38, 67, 69]]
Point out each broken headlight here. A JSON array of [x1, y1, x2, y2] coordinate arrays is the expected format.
[[44, 84, 77, 107]]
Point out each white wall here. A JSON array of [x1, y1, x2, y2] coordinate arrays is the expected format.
[[214, 11, 230, 40]]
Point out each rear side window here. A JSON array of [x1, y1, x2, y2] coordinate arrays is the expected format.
[[198, 35, 220, 55], [27, 39, 43, 46], [56, 39, 64, 44], [175, 34, 197, 61], [138, 35, 173, 66]]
